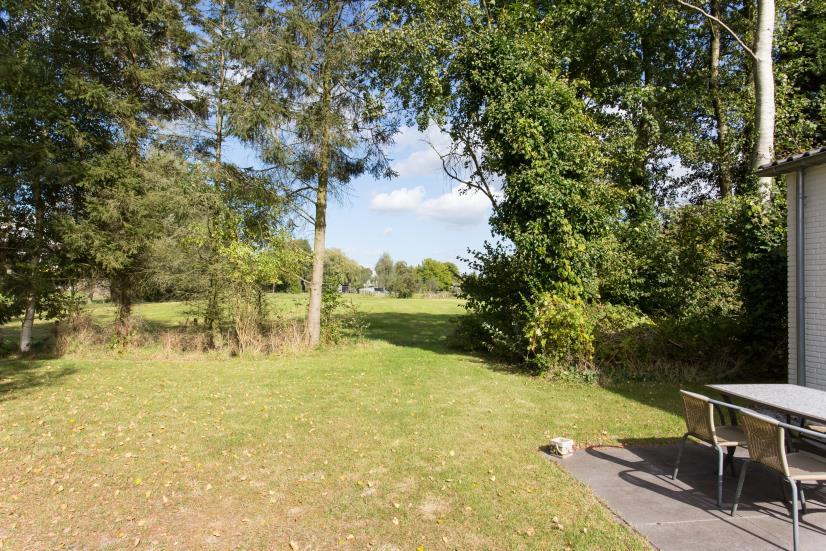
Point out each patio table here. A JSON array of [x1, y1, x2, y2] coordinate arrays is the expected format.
[[706, 383, 826, 427]]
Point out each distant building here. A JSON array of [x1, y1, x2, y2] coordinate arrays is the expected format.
[[358, 286, 387, 295]]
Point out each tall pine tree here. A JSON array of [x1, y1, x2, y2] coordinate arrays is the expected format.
[[0, 0, 111, 351], [236, 0, 395, 346], [62, 0, 197, 343]]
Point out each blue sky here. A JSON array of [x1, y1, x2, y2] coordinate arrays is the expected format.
[[224, 125, 495, 272]]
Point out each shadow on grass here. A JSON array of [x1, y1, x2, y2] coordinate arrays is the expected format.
[[0, 360, 77, 402], [601, 378, 788, 425], [361, 312, 462, 354], [601, 382, 704, 420]]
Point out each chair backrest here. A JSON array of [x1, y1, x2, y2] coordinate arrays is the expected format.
[[680, 390, 717, 443], [740, 410, 789, 476]]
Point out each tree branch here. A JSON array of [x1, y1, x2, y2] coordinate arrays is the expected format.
[[429, 141, 498, 208], [677, 0, 757, 60]]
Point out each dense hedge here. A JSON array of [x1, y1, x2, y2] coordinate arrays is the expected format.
[[457, 194, 788, 382]]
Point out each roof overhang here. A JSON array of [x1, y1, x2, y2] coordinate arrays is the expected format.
[[756, 146, 826, 177]]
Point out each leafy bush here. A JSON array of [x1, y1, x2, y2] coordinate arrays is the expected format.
[[391, 262, 419, 298], [458, 243, 534, 361], [54, 313, 109, 356], [736, 198, 788, 380], [526, 293, 594, 376], [321, 273, 369, 343], [458, 191, 787, 383]]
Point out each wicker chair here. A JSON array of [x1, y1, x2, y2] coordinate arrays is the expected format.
[[732, 410, 826, 551], [672, 390, 747, 508]]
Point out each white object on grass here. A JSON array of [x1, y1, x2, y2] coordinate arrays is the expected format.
[[550, 437, 574, 456]]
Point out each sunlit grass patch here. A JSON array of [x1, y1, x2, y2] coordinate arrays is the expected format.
[[0, 296, 681, 549]]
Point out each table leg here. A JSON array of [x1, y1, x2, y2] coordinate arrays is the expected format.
[[719, 394, 738, 426], [787, 414, 796, 452]]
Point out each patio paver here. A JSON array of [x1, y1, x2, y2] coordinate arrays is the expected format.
[[551, 444, 826, 550]]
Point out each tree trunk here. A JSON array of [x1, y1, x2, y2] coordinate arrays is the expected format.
[[19, 295, 36, 353], [20, 177, 43, 353], [205, 0, 229, 349], [753, 0, 775, 201], [709, 0, 731, 198], [306, 55, 332, 346], [306, 157, 329, 347], [205, 277, 220, 347], [114, 275, 132, 345]]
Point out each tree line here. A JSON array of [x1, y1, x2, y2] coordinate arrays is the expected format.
[[270, 244, 459, 298], [373, 254, 460, 297]]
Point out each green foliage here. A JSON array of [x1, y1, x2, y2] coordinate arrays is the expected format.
[[775, 0, 826, 153], [418, 258, 459, 292], [320, 272, 368, 343], [383, 4, 617, 360], [233, 0, 396, 345], [0, 0, 196, 347], [372, 254, 459, 295], [390, 261, 418, 298], [594, 193, 788, 381], [1, 0, 811, 374], [616, 198, 743, 319], [0, 0, 116, 348], [526, 293, 594, 377], [65, 148, 185, 318], [374, 253, 395, 289], [380, 1, 795, 380], [0, 292, 17, 326], [325, 249, 372, 289], [736, 194, 788, 378]]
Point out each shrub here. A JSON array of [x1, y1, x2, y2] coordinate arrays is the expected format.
[[587, 300, 747, 382], [54, 313, 107, 356], [526, 293, 594, 377], [321, 273, 369, 343]]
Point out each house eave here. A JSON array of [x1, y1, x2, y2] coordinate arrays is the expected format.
[[756, 146, 826, 177]]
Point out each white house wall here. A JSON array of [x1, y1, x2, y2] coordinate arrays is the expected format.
[[789, 164, 826, 390]]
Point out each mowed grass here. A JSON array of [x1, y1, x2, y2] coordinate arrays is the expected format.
[[0, 296, 685, 549]]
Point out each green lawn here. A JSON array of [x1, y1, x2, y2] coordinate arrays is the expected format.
[[0, 296, 685, 549]]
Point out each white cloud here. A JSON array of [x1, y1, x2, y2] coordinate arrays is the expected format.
[[391, 124, 453, 178], [369, 186, 425, 212], [393, 123, 450, 148], [392, 147, 444, 178], [383, 227, 393, 235], [417, 186, 493, 227], [392, 125, 427, 148]]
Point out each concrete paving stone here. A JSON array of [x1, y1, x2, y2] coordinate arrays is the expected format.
[[551, 443, 826, 550]]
